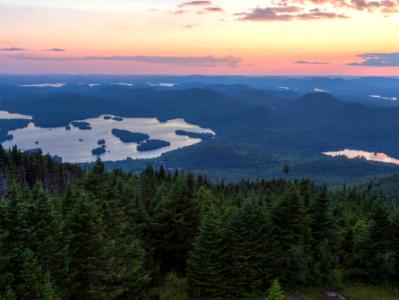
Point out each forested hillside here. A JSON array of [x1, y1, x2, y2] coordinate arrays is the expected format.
[[0, 146, 83, 197], [0, 149, 398, 299], [3, 81, 399, 184]]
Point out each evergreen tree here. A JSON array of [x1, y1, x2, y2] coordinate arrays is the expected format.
[[308, 187, 340, 284], [65, 191, 108, 299], [28, 184, 69, 293], [150, 175, 200, 273], [227, 198, 279, 298], [1, 148, 399, 298], [272, 187, 311, 285], [267, 279, 284, 300], [187, 208, 227, 299], [348, 200, 396, 282], [84, 158, 109, 196], [40, 273, 60, 300], [1, 287, 16, 300], [18, 249, 47, 299], [0, 184, 32, 293]]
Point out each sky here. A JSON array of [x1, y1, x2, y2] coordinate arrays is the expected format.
[[0, 0, 399, 75]]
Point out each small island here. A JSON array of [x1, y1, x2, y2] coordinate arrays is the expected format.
[[112, 116, 124, 121], [137, 139, 171, 152], [112, 129, 150, 143], [175, 130, 214, 140], [92, 145, 106, 156], [103, 115, 112, 120], [71, 121, 91, 130], [97, 139, 106, 146]]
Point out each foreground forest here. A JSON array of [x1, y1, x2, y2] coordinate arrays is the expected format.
[[0, 147, 399, 299]]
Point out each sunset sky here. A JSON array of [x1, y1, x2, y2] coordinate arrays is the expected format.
[[0, 0, 399, 75]]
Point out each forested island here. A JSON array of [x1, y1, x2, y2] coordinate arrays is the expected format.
[[0, 119, 29, 142], [175, 130, 214, 140], [111, 128, 150, 143], [137, 139, 171, 152], [91, 145, 106, 156], [71, 121, 91, 130], [0, 147, 398, 299]]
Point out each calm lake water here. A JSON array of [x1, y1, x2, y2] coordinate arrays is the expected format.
[[323, 149, 399, 165], [0, 111, 32, 120], [1, 113, 215, 163]]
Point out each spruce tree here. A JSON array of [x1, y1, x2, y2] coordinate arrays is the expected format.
[[151, 175, 200, 273], [308, 187, 339, 284], [1, 287, 16, 300], [40, 273, 60, 300], [227, 198, 279, 298], [65, 191, 108, 299], [187, 208, 227, 299], [28, 184, 68, 293], [272, 187, 311, 285], [267, 279, 284, 300], [18, 249, 46, 299]]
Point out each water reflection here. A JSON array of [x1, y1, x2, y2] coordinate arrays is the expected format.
[[0, 111, 32, 120], [323, 149, 399, 165], [2, 114, 215, 163]]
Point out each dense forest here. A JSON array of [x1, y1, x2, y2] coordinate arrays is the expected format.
[[0, 147, 398, 299]]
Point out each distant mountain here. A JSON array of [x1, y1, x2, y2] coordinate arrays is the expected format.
[[170, 83, 293, 108], [2, 78, 399, 184], [291, 92, 344, 113], [0, 87, 246, 127]]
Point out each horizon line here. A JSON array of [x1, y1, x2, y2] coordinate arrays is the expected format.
[[0, 73, 398, 78]]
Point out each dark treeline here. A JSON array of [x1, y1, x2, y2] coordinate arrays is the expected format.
[[0, 146, 83, 197], [0, 148, 398, 299]]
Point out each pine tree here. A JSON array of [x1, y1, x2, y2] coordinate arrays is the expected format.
[[65, 191, 108, 299], [150, 175, 200, 273], [1, 287, 16, 300], [227, 198, 280, 298], [308, 187, 340, 284], [267, 279, 284, 300], [28, 184, 68, 293], [272, 187, 311, 285], [187, 208, 228, 299], [84, 158, 109, 196], [40, 273, 60, 300], [349, 200, 396, 282], [18, 249, 46, 299], [0, 184, 33, 292]]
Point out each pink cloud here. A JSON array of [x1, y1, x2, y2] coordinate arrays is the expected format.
[[179, 1, 212, 7], [238, 6, 348, 21], [204, 7, 223, 12], [280, 0, 399, 13]]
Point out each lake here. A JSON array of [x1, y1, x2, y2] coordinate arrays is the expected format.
[[323, 149, 399, 165], [1, 113, 215, 163]]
